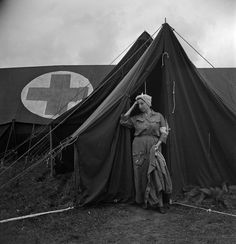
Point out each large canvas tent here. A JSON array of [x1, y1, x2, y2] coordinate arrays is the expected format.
[[64, 23, 236, 205]]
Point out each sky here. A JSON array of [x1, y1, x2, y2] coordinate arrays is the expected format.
[[0, 0, 235, 68]]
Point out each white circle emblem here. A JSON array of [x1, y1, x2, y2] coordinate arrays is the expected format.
[[21, 71, 93, 119]]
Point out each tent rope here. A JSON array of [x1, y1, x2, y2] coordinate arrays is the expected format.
[[173, 201, 236, 218], [173, 29, 215, 68], [0, 142, 63, 190], [110, 26, 162, 65], [0, 134, 77, 189], [0, 155, 47, 190], [0, 128, 52, 178], [110, 41, 136, 65], [172, 81, 176, 113], [173, 26, 236, 114], [0, 124, 46, 164]]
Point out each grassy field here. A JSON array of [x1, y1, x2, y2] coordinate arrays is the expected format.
[[0, 203, 236, 244], [0, 164, 236, 243]]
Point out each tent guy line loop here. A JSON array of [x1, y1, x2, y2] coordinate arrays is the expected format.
[[173, 201, 236, 218], [161, 52, 169, 67]]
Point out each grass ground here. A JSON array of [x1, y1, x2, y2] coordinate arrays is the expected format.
[[0, 163, 235, 243]]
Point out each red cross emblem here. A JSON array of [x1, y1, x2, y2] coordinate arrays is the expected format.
[[21, 71, 93, 119]]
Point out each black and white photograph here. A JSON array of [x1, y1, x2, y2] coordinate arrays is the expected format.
[[0, 0, 235, 243]]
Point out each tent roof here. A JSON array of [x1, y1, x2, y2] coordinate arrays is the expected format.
[[0, 65, 113, 125]]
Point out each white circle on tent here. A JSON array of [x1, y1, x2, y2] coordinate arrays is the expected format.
[[21, 71, 93, 119]]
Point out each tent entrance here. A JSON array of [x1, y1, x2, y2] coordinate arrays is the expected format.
[[129, 58, 165, 113], [128, 58, 169, 162]]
